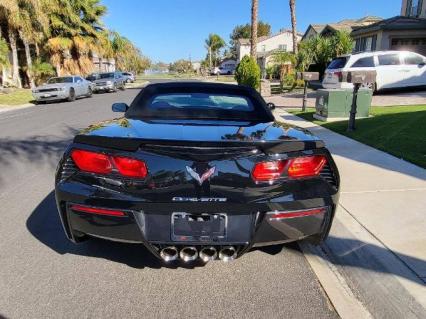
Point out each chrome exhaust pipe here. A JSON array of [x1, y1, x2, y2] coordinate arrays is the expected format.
[[199, 246, 217, 262], [179, 246, 198, 262], [219, 246, 237, 262], [160, 246, 178, 262]]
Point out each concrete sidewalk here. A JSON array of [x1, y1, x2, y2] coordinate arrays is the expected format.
[[273, 109, 426, 317]]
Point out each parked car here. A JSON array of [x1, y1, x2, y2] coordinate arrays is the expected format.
[[54, 82, 340, 263], [92, 72, 126, 93], [32, 76, 93, 103], [122, 72, 135, 83], [322, 50, 426, 92], [211, 66, 235, 75]]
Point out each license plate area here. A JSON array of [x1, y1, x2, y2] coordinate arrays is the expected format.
[[171, 212, 226, 242]]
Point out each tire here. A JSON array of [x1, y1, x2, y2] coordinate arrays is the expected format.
[[67, 88, 76, 102], [110, 84, 117, 93], [120, 83, 126, 91], [87, 87, 93, 98]]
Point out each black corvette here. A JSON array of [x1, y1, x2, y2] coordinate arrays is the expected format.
[[55, 82, 339, 263]]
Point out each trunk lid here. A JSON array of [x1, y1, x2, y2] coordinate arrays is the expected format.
[[74, 118, 324, 155]]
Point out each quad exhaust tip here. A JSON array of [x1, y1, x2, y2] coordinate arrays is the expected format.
[[219, 246, 237, 262], [179, 246, 198, 262], [199, 246, 218, 263], [160, 246, 178, 262]]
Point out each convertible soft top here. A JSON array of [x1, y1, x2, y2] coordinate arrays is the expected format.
[[125, 82, 275, 122]]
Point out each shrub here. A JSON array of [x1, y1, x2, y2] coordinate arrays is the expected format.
[[31, 59, 56, 85], [234, 55, 260, 89]]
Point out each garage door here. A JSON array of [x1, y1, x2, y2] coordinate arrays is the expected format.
[[391, 38, 426, 56]]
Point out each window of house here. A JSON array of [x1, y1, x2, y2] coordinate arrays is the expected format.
[[406, 0, 422, 17], [378, 54, 401, 66], [351, 56, 375, 68], [278, 44, 287, 51], [261, 45, 266, 52], [404, 52, 425, 65]]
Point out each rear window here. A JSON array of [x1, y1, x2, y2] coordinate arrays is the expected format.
[[327, 57, 348, 70], [351, 56, 375, 68], [404, 53, 425, 65], [148, 93, 253, 112], [378, 54, 401, 66], [126, 84, 273, 122]]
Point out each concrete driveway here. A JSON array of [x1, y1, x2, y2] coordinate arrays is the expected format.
[[267, 89, 426, 108]]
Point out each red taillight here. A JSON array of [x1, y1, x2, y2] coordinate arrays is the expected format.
[[70, 149, 148, 178], [251, 160, 286, 181], [251, 155, 327, 182], [287, 155, 326, 178], [112, 156, 148, 178], [334, 71, 343, 82], [269, 207, 326, 220], [71, 149, 112, 174], [70, 204, 126, 217]]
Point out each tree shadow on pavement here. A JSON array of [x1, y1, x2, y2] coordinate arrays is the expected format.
[[0, 126, 78, 186], [26, 191, 208, 269]]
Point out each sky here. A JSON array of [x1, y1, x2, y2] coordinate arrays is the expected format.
[[101, 0, 401, 63]]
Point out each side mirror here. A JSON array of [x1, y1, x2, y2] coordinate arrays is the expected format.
[[112, 102, 129, 112], [267, 102, 276, 110]]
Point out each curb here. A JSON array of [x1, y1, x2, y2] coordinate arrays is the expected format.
[[0, 103, 35, 113], [299, 241, 373, 319]]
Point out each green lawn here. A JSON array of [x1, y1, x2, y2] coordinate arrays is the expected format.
[[0, 89, 34, 106], [289, 105, 426, 168]]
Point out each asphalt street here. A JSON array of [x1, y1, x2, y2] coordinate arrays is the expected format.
[[0, 81, 337, 319]]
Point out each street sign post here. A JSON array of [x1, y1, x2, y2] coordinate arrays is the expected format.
[[344, 70, 377, 131], [297, 72, 319, 111]]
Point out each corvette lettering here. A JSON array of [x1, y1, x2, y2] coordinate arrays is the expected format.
[[172, 197, 227, 202]]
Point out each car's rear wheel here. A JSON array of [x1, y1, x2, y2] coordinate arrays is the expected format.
[[87, 87, 93, 97], [67, 88, 76, 102], [120, 83, 126, 91]]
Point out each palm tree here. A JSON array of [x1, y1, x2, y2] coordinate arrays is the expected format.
[[289, 0, 298, 54], [46, 0, 107, 76], [271, 51, 296, 80], [204, 34, 225, 69], [250, 0, 258, 58]]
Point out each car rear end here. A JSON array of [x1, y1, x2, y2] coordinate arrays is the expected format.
[[55, 137, 339, 262], [322, 55, 353, 89], [54, 82, 340, 263]]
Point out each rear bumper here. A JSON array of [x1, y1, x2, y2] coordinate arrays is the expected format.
[[322, 82, 354, 90], [55, 181, 338, 258]]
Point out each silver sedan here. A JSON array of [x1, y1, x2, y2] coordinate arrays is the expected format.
[[32, 76, 93, 103]]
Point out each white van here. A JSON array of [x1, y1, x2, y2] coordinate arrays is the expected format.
[[322, 51, 426, 92]]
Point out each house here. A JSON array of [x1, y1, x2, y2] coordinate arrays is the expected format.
[[92, 53, 116, 72], [302, 16, 382, 41], [351, 1, 426, 55], [236, 29, 302, 75]]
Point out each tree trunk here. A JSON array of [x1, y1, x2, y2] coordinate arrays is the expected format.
[[250, 0, 258, 58], [208, 46, 212, 69], [8, 29, 22, 88], [289, 0, 298, 54], [35, 42, 40, 57], [21, 33, 35, 88]]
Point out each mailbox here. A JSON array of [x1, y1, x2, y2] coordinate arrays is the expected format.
[[296, 72, 320, 81], [345, 71, 377, 84]]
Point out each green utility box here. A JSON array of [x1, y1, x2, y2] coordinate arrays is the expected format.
[[314, 88, 372, 121]]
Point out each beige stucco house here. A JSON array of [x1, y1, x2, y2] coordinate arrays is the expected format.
[[236, 29, 301, 76], [351, 0, 426, 55], [301, 16, 382, 41]]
